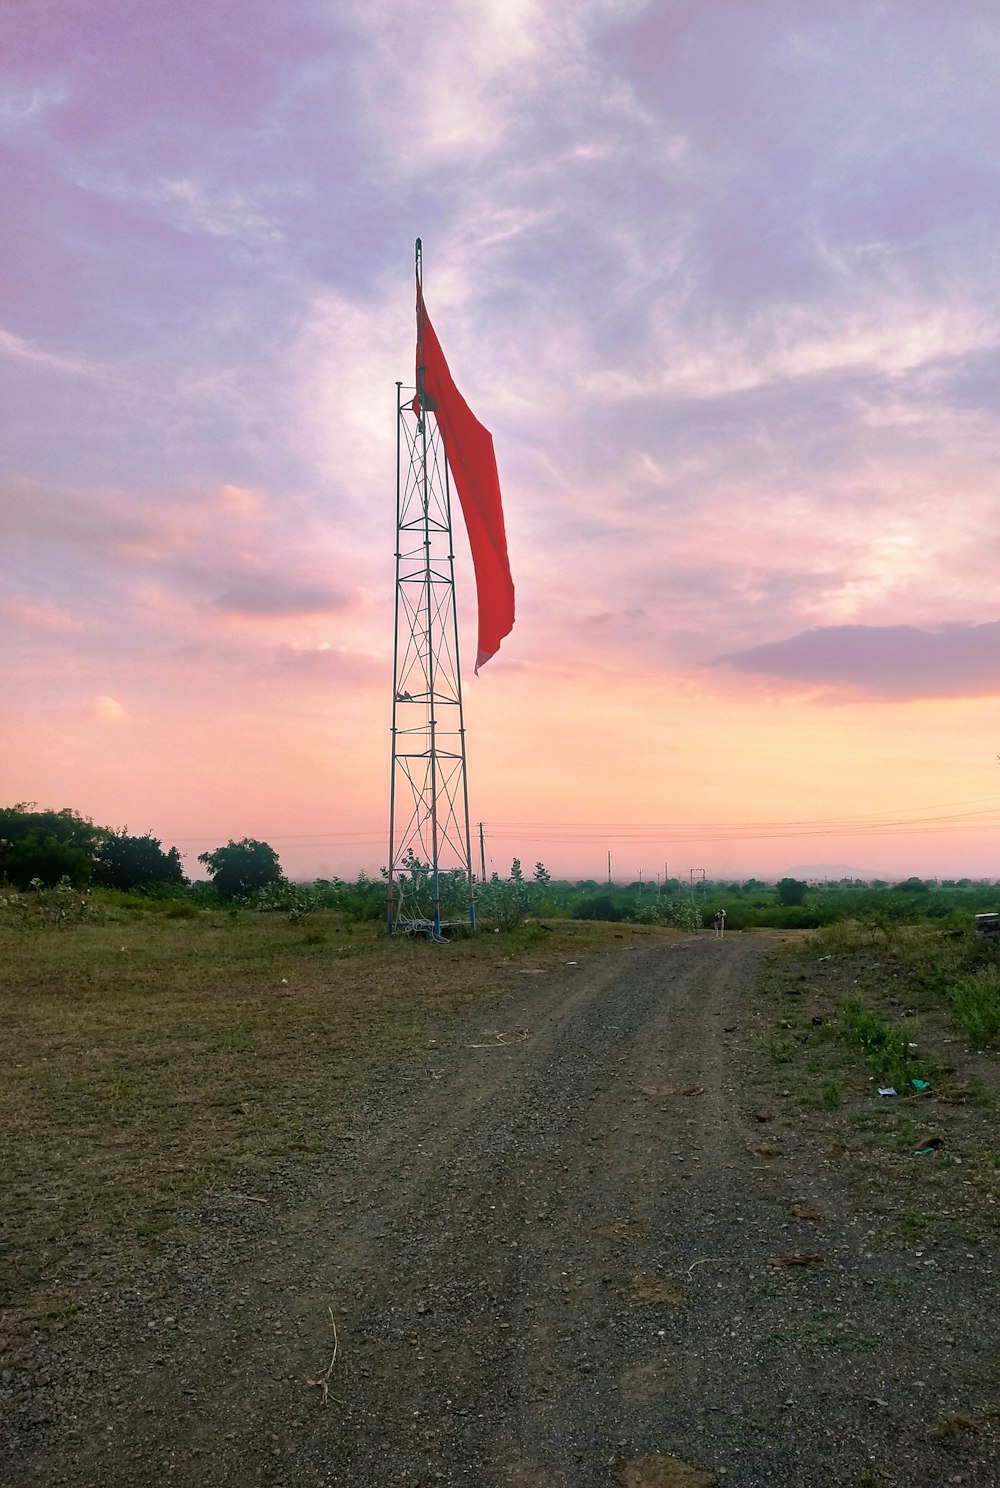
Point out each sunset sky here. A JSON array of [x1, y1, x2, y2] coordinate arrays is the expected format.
[[4, 0, 1000, 884]]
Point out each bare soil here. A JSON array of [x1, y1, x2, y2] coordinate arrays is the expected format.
[[3, 932, 999, 1486]]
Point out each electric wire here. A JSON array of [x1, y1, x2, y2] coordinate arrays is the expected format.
[[162, 797, 1000, 851]]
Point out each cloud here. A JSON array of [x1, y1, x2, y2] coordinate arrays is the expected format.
[[0, 326, 106, 377], [212, 575, 348, 617], [0, 78, 67, 131], [89, 694, 130, 723], [78, 171, 281, 244], [344, 0, 647, 171], [585, 292, 999, 406], [0, 598, 81, 632], [272, 643, 382, 685], [288, 282, 409, 495], [217, 484, 262, 518], [156, 178, 279, 241], [716, 620, 1000, 700]]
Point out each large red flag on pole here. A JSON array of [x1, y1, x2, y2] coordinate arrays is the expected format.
[[415, 244, 514, 673]]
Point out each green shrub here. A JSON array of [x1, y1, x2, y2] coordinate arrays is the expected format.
[[1, 876, 97, 928], [476, 871, 531, 931], [250, 882, 322, 922], [631, 896, 702, 931], [162, 901, 200, 919], [948, 969, 1000, 1049]]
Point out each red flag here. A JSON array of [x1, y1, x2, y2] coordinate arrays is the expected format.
[[415, 276, 514, 672]]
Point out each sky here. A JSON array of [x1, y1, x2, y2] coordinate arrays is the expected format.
[[3, 0, 1000, 884]]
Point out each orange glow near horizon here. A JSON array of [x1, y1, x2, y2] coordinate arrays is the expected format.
[[6, 663, 998, 884]]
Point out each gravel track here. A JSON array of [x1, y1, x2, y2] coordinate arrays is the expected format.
[[4, 935, 998, 1486]]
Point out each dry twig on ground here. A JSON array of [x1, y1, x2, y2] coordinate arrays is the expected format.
[[306, 1307, 339, 1405]]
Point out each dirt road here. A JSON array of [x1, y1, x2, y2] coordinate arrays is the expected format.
[[4, 935, 997, 1485]]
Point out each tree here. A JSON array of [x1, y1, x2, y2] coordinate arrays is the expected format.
[[776, 877, 808, 906], [95, 830, 186, 893], [0, 803, 105, 888], [197, 838, 283, 901]]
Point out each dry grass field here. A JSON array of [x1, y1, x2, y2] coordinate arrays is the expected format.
[[0, 902, 663, 1353], [4, 907, 1000, 1483]]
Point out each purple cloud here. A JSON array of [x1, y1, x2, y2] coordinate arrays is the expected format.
[[212, 575, 347, 617], [717, 620, 1000, 699]]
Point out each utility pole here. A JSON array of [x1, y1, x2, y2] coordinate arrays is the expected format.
[[479, 820, 486, 883], [608, 849, 612, 883], [638, 868, 643, 897]]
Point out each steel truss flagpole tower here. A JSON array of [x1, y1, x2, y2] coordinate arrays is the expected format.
[[386, 241, 476, 937]]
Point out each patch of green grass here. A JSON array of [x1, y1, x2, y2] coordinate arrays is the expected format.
[[875, 1272, 914, 1297], [809, 921, 872, 956], [135, 1211, 175, 1243], [948, 969, 1000, 1049], [805, 1323, 845, 1347], [840, 999, 925, 1086], [821, 1080, 843, 1109], [376, 1021, 422, 1040], [218, 1029, 255, 1052], [765, 1036, 797, 1064]]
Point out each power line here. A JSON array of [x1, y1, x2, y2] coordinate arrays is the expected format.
[[160, 795, 1000, 849]]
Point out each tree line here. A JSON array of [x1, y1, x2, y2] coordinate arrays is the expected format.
[[2, 805, 996, 929], [0, 804, 279, 901]]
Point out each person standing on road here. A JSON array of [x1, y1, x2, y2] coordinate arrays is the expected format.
[[713, 908, 726, 939]]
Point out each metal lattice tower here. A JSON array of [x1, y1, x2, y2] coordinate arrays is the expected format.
[[386, 251, 476, 935]]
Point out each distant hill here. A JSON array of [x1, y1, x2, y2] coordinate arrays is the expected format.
[[784, 863, 878, 881]]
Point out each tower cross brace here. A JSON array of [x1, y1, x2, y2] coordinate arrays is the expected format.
[[386, 272, 476, 936]]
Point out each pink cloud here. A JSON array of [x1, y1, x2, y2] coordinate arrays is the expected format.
[[0, 597, 81, 631], [87, 694, 129, 723], [271, 643, 382, 685]]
